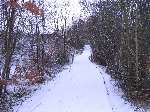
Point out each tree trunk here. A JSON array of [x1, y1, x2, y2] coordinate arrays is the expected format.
[[0, 8, 16, 93], [135, 12, 139, 83]]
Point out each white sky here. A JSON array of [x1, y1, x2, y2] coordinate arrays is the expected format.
[[16, 0, 89, 33], [45, 0, 82, 32]]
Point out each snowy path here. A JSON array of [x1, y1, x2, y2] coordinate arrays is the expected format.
[[14, 45, 138, 112]]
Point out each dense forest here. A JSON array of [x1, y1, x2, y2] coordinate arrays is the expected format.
[[78, 0, 150, 108], [0, 0, 84, 111]]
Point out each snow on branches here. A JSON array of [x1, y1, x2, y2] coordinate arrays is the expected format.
[[6, 0, 43, 16], [22, 1, 43, 15]]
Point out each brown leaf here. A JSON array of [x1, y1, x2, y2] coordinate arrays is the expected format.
[[22, 1, 43, 15], [7, 0, 21, 8]]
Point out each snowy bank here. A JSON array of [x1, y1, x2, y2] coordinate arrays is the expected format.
[[14, 45, 143, 112]]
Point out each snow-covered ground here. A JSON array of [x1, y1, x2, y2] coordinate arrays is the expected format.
[[14, 45, 142, 112]]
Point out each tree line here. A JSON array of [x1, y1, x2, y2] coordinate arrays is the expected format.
[[78, 0, 150, 108], [0, 0, 79, 111]]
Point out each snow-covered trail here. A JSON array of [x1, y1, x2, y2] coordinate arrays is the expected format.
[[14, 45, 138, 112]]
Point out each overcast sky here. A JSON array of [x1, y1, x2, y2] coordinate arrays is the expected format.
[[44, 0, 82, 32]]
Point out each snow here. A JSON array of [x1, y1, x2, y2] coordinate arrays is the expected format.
[[14, 45, 141, 112]]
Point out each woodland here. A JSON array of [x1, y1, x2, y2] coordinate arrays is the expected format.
[[0, 0, 150, 111]]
